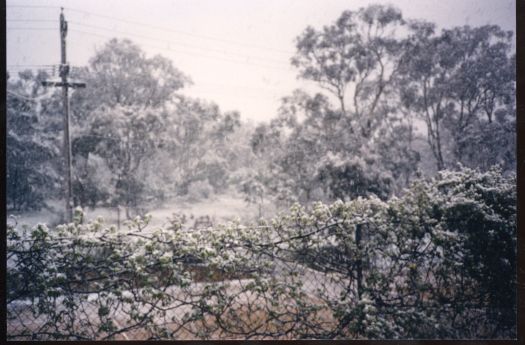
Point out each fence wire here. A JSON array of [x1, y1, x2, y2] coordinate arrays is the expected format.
[[6, 206, 516, 340]]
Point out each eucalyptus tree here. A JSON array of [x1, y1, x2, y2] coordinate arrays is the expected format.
[[6, 70, 62, 211], [399, 22, 515, 171], [291, 4, 406, 138], [274, 4, 417, 201], [68, 39, 190, 213]]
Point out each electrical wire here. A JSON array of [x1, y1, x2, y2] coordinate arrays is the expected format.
[[6, 19, 57, 22], [197, 81, 284, 94], [5, 4, 57, 9], [7, 64, 56, 67], [6, 27, 57, 31], [7, 89, 38, 102], [69, 28, 291, 71], [6, 68, 56, 78], [6, 89, 56, 102], [7, 20, 291, 67], [7, 4, 295, 55], [63, 6, 294, 55], [68, 21, 289, 66], [6, 23, 291, 71], [6, 66, 56, 74], [184, 89, 281, 101], [6, 9, 294, 99]]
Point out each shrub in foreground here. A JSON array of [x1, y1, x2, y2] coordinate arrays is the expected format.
[[7, 167, 516, 339]]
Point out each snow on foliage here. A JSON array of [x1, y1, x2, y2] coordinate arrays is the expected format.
[[7, 167, 516, 340]]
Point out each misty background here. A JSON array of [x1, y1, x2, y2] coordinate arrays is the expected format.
[[5, 1, 517, 340], [7, 0, 516, 123]]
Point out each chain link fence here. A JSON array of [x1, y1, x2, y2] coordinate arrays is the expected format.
[[7, 223, 348, 340], [6, 169, 517, 340]]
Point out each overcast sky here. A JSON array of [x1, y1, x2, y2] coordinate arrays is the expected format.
[[6, 0, 516, 123]]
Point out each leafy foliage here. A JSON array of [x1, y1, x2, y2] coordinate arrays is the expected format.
[[6, 71, 62, 211], [399, 22, 515, 171], [7, 167, 516, 339], [6, 6, 516, 339], [66, 39, 244, 214]]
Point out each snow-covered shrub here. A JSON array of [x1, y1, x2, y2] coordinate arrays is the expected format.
[[7, 166, 516, 340]]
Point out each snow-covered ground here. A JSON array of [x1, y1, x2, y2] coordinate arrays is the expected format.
[[7, 192, 279, 230]]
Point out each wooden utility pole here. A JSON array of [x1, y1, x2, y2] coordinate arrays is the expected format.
[[42, 8, 85, 222]]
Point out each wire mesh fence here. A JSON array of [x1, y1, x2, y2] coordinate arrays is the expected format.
[[6, 222, 346, 340], [6, 179, 517, 340]]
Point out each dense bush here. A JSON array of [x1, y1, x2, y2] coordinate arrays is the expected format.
[[7, 167, 515, 339]]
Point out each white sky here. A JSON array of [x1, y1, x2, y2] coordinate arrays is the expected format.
[[6, 0, 516, 123]]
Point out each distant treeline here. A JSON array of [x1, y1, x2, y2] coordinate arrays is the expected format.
[[7, 4, 515, 217]]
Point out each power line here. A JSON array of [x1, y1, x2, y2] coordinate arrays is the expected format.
[[6, 67, 56, 75], [6, 23, 291, 70], [6, 4, 295, 55], [63, 6, 294, 55], [7, 67, 57, 74], [68, 21, 289, 66], [7, 64, 55, 67], [6, 4, 57, 9], [7, 64, 85, 70], [6, 71, 55, 78], [7, 69, 284, 101], [7, 69, 55, 73], [6, 10, 292, 98], [7, 89, 39, 102], [196, 82, 284, 95], [6, 89, 56, 102], [69, 28, 291, 71], [6, 65, 56, 72], [184, 89, 281, 102], [6, 27, 57, 31], [6, 19, 56, 22]]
